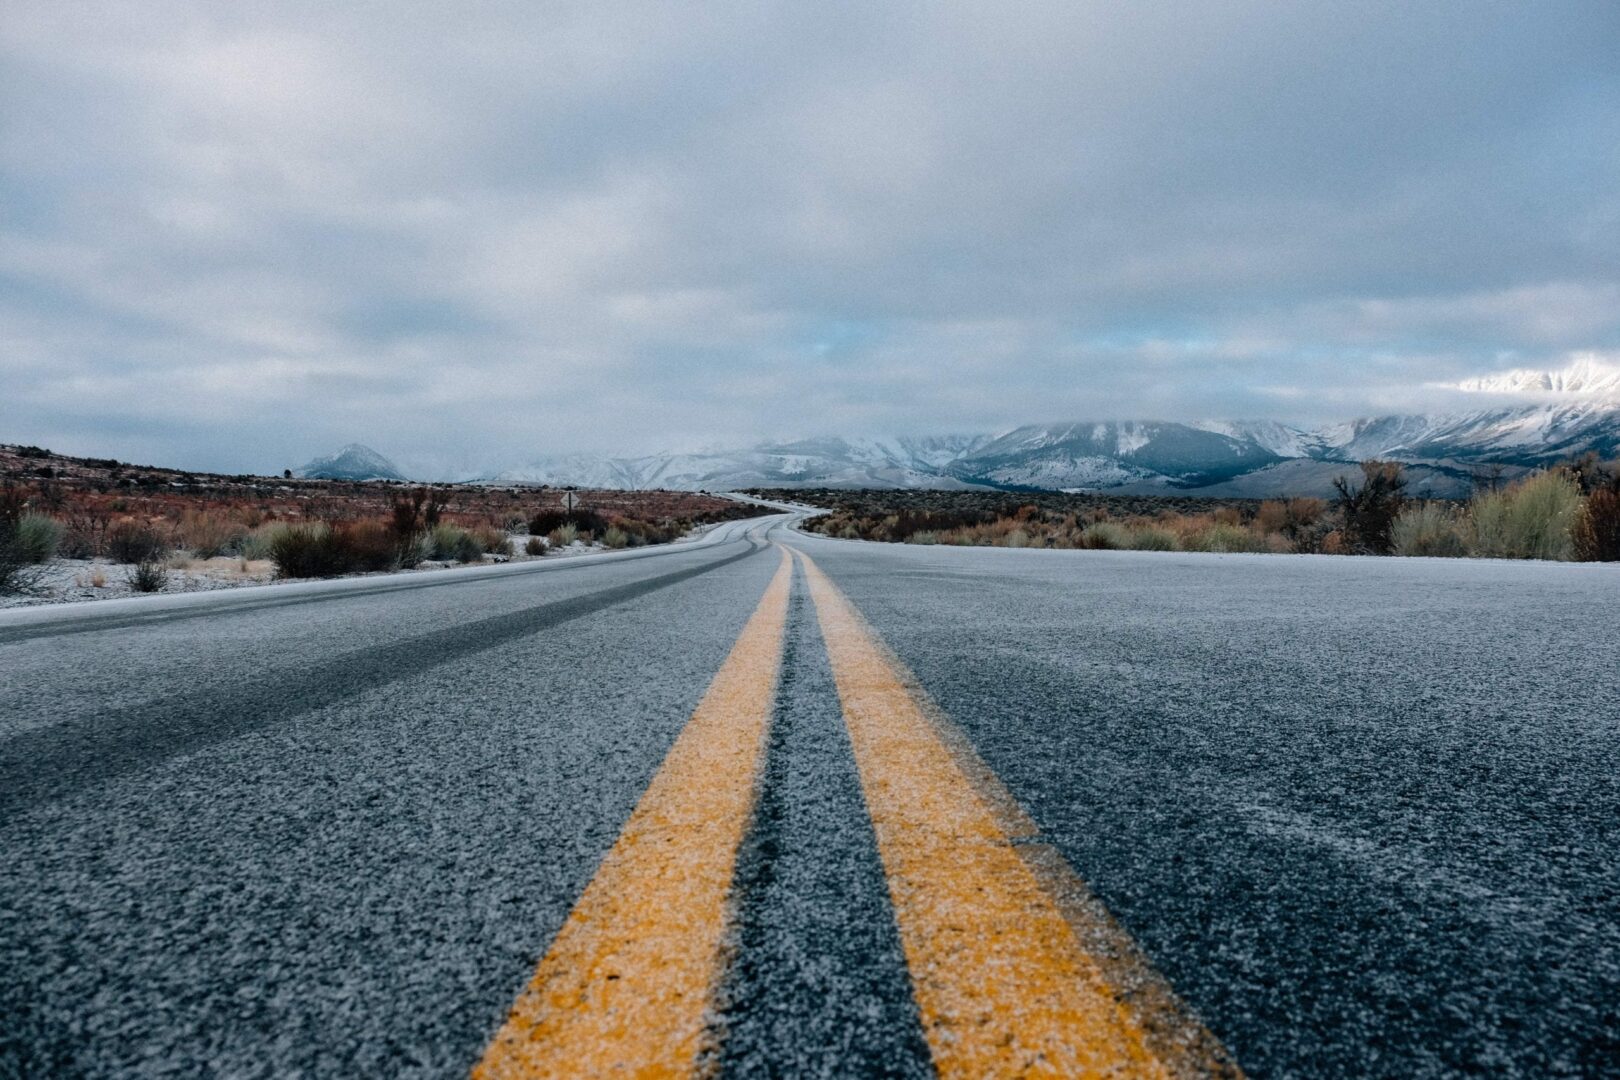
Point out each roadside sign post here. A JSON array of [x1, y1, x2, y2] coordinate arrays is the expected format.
[[562, 488, 578, 519]]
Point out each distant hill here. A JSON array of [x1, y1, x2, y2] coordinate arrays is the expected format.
[[294, 443, 405, 482]]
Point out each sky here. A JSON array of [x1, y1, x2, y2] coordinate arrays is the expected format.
[[3, 1, 1618, 473]]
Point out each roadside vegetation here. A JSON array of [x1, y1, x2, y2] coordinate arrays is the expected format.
[[764, 454, 1620, 562], [0, 444, 762, 598]]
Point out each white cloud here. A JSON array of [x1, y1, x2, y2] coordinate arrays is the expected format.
[[2, 1, 1617, 471]]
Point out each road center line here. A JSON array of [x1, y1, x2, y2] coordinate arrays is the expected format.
[[472, 547, 793, 1079], [793, 547, 1241, 1079]]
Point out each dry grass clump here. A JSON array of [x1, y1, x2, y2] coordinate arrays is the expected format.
[[1181, 521, 1268, 554], [176, 510, 244, 558], [1391, 503, 1469, 557], [127, 559, 166, 593], [1126, 525, 1178, 551]]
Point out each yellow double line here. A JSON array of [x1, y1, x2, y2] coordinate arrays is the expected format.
[[475, 546, 1239, 1079]]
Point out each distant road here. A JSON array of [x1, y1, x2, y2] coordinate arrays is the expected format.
[[4, 517, 1617, 1077]]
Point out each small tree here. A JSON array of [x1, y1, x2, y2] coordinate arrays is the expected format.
[[1333, 460, 1408, 554]]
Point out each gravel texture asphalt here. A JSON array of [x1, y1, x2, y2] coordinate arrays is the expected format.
[[3, 515, 1617, 1077], [790, 531, 1620, 1078]]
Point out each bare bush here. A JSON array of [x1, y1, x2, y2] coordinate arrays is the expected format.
[[108, 519, 169, 564], [1333, 461, 1408, 554]]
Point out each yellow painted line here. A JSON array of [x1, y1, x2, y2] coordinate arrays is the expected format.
[[473, 548, 793, 1080], [793, 547, 1242, 1079]]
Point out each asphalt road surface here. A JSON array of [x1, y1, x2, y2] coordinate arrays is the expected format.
[[3, 513, 1617, 1077]]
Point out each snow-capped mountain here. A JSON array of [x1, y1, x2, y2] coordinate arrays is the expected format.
[[301, 359, 1620, 497], [295, 443, 405, 481], [1452, 354, 1620, 399], [491, 435, 995, 491], [942, 421, 1285, 490]]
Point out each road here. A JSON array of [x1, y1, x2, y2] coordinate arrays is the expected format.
[[3, 513, 1617, 1077]]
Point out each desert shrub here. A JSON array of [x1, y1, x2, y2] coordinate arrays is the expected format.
[[1079, 522, 1130, 550], [909, 530, 939, 545], [472, 525, 512, 557], [1391, 503, 1468, 557], [530, 507, 608, 536], [1254, 500, 1289, 534], [108, 519, 169, 564], [270, 524, 344, 578], [617, 517, 678, 546], [547, 524, 579, 547], [1128, 526, 1179, 551], [1256, 498, 1325, 539], [1573, 488, 1620, 562], [268, 522, 401, 577], [13, 514, 63, 563], [528, 509, 568, 536], [127, 559, 166, 593], [1468, 470, 1582, 560], [428, 523, 459, 560], [1184, 522, 1265, 553], [0, 513, 40, 594], [333, 520, 399, 572], [177, 510, 243, 558], [390, 490, 427, 538], [524, 536, 546, 556], [1565, 452, 1620, 496], [602, 526, 630, 549], [426, 523, 482, 562], [1317, 530, 1349, 555], [1333, 461, 1408, 554], [237, 522, 287, 560]]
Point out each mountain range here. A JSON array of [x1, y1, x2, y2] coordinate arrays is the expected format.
[[298, 358, 1620, 497]]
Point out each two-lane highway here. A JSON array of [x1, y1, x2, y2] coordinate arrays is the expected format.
[[4, 517, 1617, 1077]]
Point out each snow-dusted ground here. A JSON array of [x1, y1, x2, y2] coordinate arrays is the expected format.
[[0, 522, 728, 610]]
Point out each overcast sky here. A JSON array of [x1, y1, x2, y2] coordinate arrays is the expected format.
[[4, 1, 1618, 472]]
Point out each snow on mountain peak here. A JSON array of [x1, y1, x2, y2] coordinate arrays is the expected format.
[[295, 443, 406, 481], [1453, 354, 1620, 400]]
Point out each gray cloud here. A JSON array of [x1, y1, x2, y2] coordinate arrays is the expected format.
[[3, 1, 1617, 472]]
